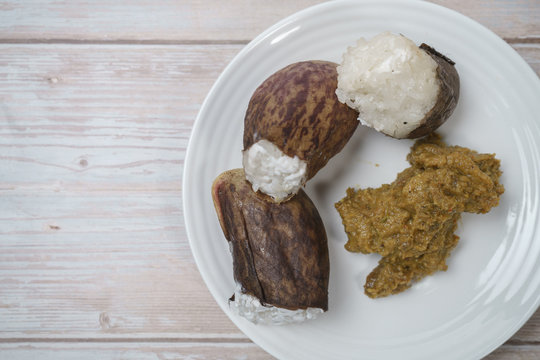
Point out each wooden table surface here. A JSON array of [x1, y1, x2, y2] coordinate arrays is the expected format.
[[1, 0, 539, 359]]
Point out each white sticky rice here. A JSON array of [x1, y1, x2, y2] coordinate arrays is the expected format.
[[242, 139, 307, 202], [230, 284, 324, 325], [336, 32, 440, 138]]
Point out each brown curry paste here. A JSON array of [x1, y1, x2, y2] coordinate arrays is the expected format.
[[335, 134, 504, 298]]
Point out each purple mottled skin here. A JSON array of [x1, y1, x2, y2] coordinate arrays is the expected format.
[[243, 61, 359, 181]]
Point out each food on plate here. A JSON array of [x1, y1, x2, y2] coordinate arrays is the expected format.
[[243, 60, 359, 202], [335, 134, 504, 298], [336, 32, 460, 139], [212, 169, 330, 324]]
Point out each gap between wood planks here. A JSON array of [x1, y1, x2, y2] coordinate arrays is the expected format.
[[0, 337, 252, 344], [0, 37, 538, 45], [0, 39, 249, 45], [0, 337, 538, 346]]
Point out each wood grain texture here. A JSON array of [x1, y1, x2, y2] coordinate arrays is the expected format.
[[0, 0, 326, 42], [513, 44, 540, 75], [0, 190, 246, 338], [485, 345, 540, 360], [0, 0, 538, 42], [1, 0, 539, 359], [0, 342, 272, 360], [0, 44, 239, 191], [430, 0, 540, 42]]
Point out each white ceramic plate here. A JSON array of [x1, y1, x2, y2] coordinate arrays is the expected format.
[[183, 1, 540, 359]]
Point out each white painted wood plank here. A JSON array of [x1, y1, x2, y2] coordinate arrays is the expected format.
[[0, 0, 537, 42], [0, 342, 274, 360], [0, 190, 244, 337], [0, 0, 327, 42], [0, 44, 239, 191], [430, 0, 540, 41], [1, 342, 540, 360]]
